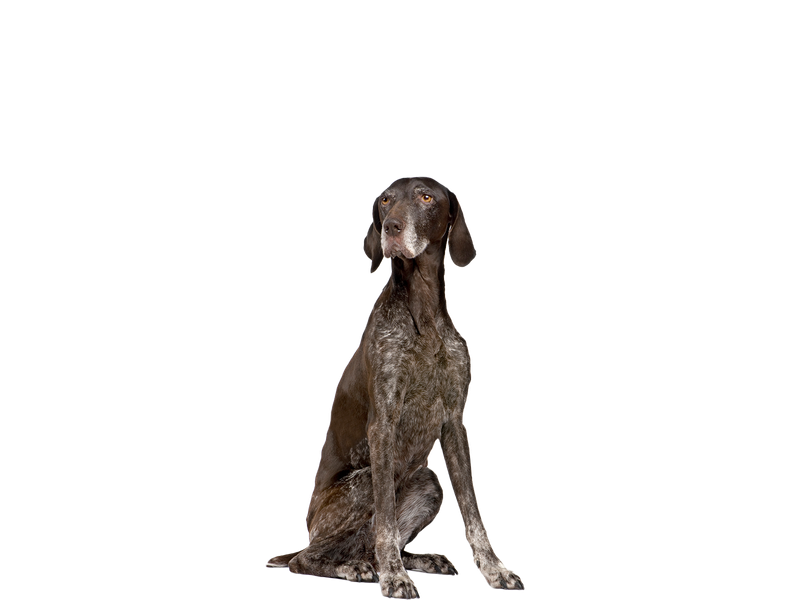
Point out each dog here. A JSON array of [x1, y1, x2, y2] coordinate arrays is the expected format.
[[267, 177, 522, 598]]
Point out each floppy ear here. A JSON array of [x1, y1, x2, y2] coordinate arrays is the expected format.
[[363, 198, 384, 272], [447, 190, 476, 266]]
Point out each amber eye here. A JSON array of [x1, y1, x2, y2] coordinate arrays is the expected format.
[[381, 197, 389, 205], [422, 194, 433, 203]]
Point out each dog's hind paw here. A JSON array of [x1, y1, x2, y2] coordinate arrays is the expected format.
[[335, 560, 378, 583], [402, 551, 458, 575]]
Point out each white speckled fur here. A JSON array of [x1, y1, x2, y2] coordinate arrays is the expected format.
[[380, 211, 428, 259]]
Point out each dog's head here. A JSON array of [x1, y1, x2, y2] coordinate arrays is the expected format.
[[363, 177, 476, 272]]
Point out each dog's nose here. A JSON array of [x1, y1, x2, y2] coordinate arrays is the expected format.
[[384, 217, 404, 236]]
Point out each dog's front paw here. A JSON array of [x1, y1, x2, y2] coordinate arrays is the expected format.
[[475, 557, 524, 590], [379, 569, 419, 598]]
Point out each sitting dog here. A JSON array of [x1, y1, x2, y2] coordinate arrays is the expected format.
[[268, 177, 523, 598]]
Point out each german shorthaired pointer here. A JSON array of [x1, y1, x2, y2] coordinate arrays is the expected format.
[[267, 177, 522, 597]]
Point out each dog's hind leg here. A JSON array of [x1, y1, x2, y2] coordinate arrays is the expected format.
[[288, 467, 379, 583], [396, 467, 458, 575]]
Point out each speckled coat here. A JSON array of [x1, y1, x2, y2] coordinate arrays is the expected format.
[[268, 178, 522, 598]]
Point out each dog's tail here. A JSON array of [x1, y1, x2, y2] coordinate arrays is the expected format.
[[266, 550, 301, 568]]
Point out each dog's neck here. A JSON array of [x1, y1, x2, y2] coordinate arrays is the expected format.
[[390, 240, 448, 334]]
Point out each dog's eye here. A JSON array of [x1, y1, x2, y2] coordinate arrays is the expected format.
[[381, 197, 389, 205], [422, 194, 433, 203]]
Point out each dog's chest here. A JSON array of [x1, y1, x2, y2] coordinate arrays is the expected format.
[[393, 325, 469, 466]]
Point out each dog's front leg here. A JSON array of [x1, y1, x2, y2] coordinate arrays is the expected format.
[[368, 408, 419, 598], [441, 419, 524, 590]]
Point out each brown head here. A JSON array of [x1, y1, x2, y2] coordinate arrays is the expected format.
[[363, 177, 476, 273]]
